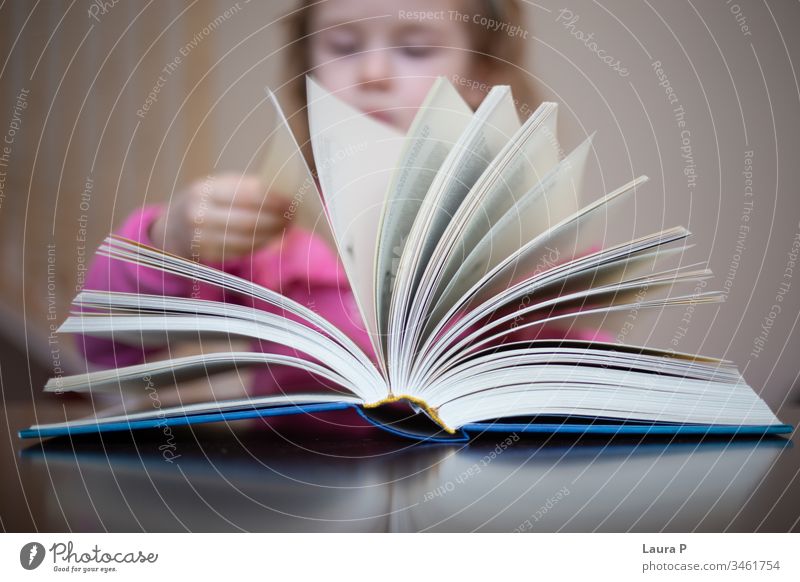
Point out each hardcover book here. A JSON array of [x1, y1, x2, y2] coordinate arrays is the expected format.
[[20, 77, 790, 442]]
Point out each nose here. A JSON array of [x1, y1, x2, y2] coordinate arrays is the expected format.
[[358, 47, 392, 90]]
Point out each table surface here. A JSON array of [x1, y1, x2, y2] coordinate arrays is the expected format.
[[2, 400, 798, 532]]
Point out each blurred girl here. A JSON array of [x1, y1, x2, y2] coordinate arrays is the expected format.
[[82, 1, 597, 430]]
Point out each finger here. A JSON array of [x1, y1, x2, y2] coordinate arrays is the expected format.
[[224, 190, 292, 215], [220, 180, 292, 214], [205, 217, 287, 247], [202, 206, 288, 234], [219, 175, 287, 210], [200, 174, 259, 207]]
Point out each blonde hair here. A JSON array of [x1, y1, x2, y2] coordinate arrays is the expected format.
[[280, 0, 537, 162]]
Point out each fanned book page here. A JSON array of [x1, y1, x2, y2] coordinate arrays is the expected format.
[[20, 77, 790, 442]]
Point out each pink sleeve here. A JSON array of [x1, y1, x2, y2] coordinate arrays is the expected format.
[[76, 206, 341, 373], [85, 205, 192, 298], [76, 206, 183, 368], [77, 205, 195, 368]]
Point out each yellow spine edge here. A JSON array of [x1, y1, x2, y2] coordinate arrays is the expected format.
[[363, 395, 456, 434]]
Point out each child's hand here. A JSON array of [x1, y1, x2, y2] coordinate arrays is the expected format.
[[151, 173, 291, 262]]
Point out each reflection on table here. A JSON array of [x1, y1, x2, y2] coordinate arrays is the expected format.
[[16, 412, 793, 532]]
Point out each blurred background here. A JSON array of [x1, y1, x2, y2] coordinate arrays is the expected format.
[[0, 0, 798, 413]]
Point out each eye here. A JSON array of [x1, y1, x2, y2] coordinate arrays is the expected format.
[[322, 30, 361, 56], [328, 39, 359, 55], [399, 44, 438, 58]]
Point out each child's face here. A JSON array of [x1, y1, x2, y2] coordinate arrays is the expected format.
[[308, 0, 479, 132]]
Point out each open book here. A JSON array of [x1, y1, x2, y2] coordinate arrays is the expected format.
[[20, 78, 789, 441]]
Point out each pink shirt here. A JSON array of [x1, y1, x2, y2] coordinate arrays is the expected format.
[[81, 205, 376, 392], [80, 205, 610, 434]]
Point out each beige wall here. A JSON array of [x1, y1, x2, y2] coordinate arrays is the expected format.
[[1, 0, 798, 407], [523, 0, 800, 409]]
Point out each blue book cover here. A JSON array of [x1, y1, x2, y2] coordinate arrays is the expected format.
[[19, 399, 793, 442]]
